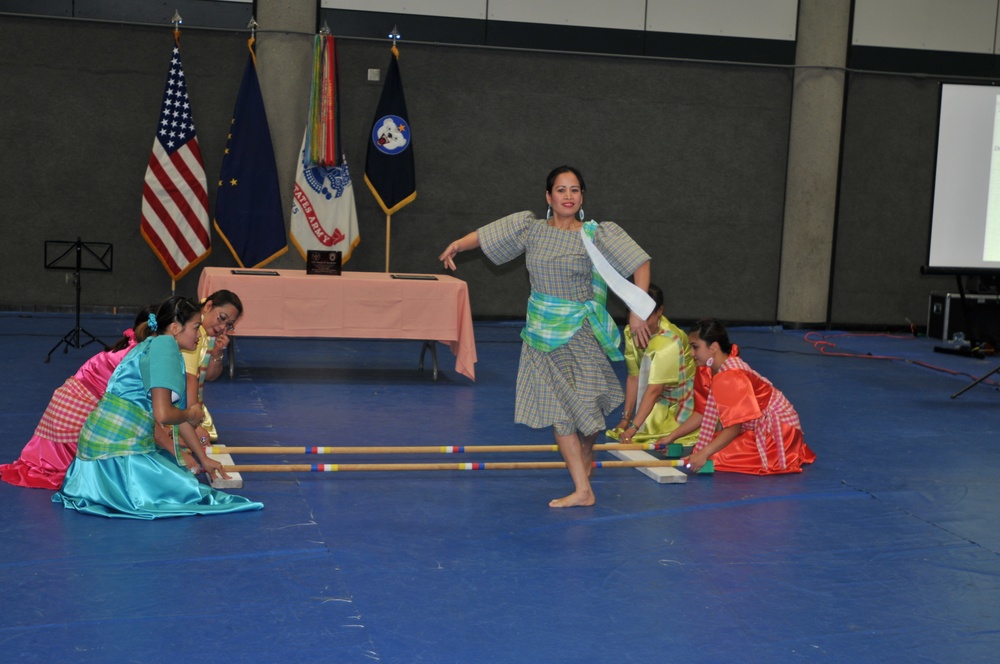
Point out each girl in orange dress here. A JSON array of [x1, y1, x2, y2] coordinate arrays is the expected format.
[[658, 318, 815, 475]]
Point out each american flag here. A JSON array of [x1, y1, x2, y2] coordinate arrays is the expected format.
[[141, 38, 211, 281]]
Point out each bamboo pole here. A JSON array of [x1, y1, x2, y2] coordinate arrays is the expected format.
[[205, 443, 675, 456], [223, 459, 692, 473]]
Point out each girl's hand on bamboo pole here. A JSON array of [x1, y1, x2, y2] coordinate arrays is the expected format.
[[178, 420, 229, 480], [181, 450, 199, 473], [683, 450, 708, 473], [201, 456, 228, 480]]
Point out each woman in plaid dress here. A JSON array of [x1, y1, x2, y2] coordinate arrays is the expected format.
[[53, 297, 262, 518], [439, 166, 651, 507], [666, 318, 816, 475]]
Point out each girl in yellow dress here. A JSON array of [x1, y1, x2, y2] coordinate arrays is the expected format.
[[608, 285, 701, 446]]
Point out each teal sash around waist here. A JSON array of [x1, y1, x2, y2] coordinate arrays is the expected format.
[[77, 393, 158, 461]]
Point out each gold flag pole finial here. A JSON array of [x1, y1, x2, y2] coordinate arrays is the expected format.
[[172, 10, 182, 39], [247, 16, 257, 38]]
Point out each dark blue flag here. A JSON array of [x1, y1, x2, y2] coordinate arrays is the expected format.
[[214, 39, 288, 268], [364, 46, 416, 216]]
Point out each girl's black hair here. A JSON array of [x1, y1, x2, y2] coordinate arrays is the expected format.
[[204, 289, 244, 317], [647, 283, 664, 311], [690, 318, 733, 354], [106, 304, 159, 352], [134, 296, 201, 338]]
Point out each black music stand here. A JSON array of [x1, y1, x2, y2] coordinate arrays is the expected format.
[[44, 238, 113, 362]]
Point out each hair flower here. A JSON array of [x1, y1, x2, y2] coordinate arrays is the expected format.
[[148, 313, 158, 332]]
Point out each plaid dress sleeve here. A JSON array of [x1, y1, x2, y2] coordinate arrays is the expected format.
[[594, 221, 650, 277], [478, 210, 536, 266]]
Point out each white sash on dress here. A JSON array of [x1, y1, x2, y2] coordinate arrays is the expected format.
[[580, 228, 655, 319], [636, 353, 652, 433]]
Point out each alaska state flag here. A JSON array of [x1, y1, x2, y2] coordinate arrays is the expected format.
[[214, 38, 288, 268], [364, 46, 416, 215]]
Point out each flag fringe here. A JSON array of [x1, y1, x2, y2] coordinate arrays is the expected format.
[[364, 174, 417, 217], [212, 220, 288, 269], [141, 227, 212, 280], [289, 230, 360, 263]]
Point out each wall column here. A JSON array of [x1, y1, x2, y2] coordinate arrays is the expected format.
[[777, 0, 852, 325], [255, 0, 317, 263]]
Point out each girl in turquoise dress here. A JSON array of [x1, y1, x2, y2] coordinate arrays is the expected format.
[[53, 297, 263, 519], [439, 166, 651, 508]]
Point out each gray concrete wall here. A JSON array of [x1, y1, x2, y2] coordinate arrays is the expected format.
[[0, 13, 957, 327]]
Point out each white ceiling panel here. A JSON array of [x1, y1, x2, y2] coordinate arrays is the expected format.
[[321, 1, 487, 20], [646, 0, 798, 40], [853, 0, 997, 54], [487, 0, 647, 31]]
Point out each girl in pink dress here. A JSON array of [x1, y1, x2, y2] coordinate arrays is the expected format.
[[0, 307, 154, 489]]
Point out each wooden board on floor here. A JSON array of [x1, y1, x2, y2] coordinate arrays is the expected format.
[[206, 448, 243, 489], [609, 448, 687, 484]]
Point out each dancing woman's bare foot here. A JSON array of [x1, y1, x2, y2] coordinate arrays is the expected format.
[[549, 490, 596, 508]]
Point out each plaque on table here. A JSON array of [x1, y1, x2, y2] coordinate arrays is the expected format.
[[306, 250, 342, 275]]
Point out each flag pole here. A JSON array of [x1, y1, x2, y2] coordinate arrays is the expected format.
[[384, 26, 398, 275], [171, 9, 181, 295], [366, 25, 414, 273]]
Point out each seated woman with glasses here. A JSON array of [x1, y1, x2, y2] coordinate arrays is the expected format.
[[179, 290, 243, 445]]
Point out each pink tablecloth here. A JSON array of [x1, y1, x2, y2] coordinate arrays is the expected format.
[[197, 268, 477, 380]]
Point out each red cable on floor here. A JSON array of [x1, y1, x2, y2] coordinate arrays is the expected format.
[[801, 331, 1000, 388]]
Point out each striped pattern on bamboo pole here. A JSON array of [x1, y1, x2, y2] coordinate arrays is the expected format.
[[223, 459, 695, 473], [205, 442, 678, 456]]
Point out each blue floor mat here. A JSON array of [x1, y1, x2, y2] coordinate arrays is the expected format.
[[1, 313, 999, 663]]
